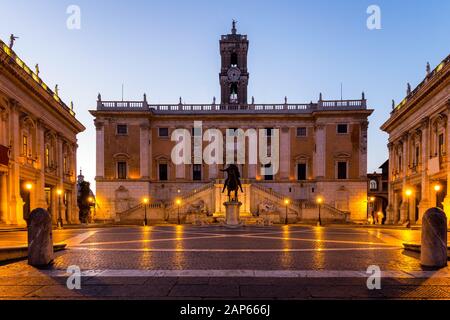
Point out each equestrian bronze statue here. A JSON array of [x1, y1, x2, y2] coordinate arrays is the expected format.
[[221, 164, 244, 202]]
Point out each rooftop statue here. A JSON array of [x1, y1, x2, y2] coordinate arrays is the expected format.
[[9, 34, 18, 49]]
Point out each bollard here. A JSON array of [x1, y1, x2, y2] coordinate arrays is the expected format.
[[421, 208, 448, 269], [28, 208, 54, 267]]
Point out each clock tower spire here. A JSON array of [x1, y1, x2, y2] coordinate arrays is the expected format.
[[220, 21, 249, 105]]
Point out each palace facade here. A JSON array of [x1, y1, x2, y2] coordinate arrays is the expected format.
[[90, 24, 373, 224], [381, 54, 450, 225], [0, 39, 85, 226]]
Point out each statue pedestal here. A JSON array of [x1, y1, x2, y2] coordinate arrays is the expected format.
[[224, 201, 243, 228]]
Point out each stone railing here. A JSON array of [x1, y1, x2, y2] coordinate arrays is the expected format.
[[96, 99, 368, 113]]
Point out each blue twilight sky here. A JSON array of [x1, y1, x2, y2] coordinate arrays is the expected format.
[[1, 0, 449, 188]]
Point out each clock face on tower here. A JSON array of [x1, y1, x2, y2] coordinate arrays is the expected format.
[[227, 66, 241, 82]]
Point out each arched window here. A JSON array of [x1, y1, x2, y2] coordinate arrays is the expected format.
[[370, 180, 378, 191], [230, 52, 238, 67], [230, 83, 238, 103]]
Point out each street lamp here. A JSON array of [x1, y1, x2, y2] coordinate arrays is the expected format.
[[25, 182, 33, 191], [143, 197, 149, 226], [433, 183, 442, 208], [56, 188, 63, 229], [367, 196, 375, 224], [176, 198, 182, 225], [284, 199, 290, 225], [316, 196, 323, 227]]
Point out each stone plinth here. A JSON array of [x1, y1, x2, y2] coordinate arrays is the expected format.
[[224, 201, 242, 227], [421, 207, 448, 269], [28, 208, 54, 267]]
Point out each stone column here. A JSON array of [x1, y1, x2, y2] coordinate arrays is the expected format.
[[314, 124, 326, 179], [0, 174, 7, 223], [35, 120, 47, 209], [280, 127, 291, 180], [359, 121, 369, 178], [418, 118, 430, 224], [71, 143, 79, 224], [9, 101, 25, 225], [56, 134, 66, 223], [399, 133, 409, 224], [386, 142, 395, 224], [443, 100, 450, 224], [95, 120, 105, 178], [140, 122, 150, 179]]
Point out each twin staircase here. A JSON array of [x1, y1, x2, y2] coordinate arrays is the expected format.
[[116, 181, 350, 224]]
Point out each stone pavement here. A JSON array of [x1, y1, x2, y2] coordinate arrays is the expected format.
[[0, 225, 449, 299]]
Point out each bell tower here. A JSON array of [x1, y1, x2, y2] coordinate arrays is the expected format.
[[220, 20, 249, 105]]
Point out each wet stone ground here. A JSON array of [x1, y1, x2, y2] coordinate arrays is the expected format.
[[0, 225, 449, 299]]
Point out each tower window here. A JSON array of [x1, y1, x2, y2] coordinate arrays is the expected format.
[[230, 84, 238, 103], [231, 52, 238, 67]]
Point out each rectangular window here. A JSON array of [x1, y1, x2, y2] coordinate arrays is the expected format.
[[297, 163, 307, 181], [159, 163, 168, 181], [63, 156, 68, 174], [337, 161, 347, 180], [159, 128, 169, 137], [263, 164, 274, 181], [265, 128, 274, 137], [415, 146, 420, 166], [439, 133, 445, 157], [116, 124, 128, 135], [22, 135, 28, 156], [117, 162, 127, 179], [193, 164, 202, 181], [45, 146, 50, 167], [337, 124, 348, 134], [296, 127, 307, 137]]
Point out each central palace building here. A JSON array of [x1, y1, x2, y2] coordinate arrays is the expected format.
[[90, 24, 373, 224]]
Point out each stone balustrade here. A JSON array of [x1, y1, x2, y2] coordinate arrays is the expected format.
[[96, 99, 368, 113]]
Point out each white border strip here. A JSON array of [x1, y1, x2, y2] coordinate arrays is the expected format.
[[25, 269, 450, 278]]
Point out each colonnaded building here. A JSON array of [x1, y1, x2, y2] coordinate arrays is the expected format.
[[0, 38, 85, 226], [90, 24, 373, 224], [381, 53, 450, 225]]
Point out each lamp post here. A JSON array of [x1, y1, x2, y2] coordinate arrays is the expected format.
[[88, 196, 94, 223], [434, 183, 442, 208], [143, 197, 149, 226], [405, 188, 413, 227], [367, 197, 375, 224], [176, 198, 181, 225], [56, 189, 63, 229], [316, 196, 323, 227], [284, 199, 290, 225]]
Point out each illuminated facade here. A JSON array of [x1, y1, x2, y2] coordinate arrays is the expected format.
[[90, 24, 373, 224], [0, 39, 85, 226], [381, 54, 450, 225]]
